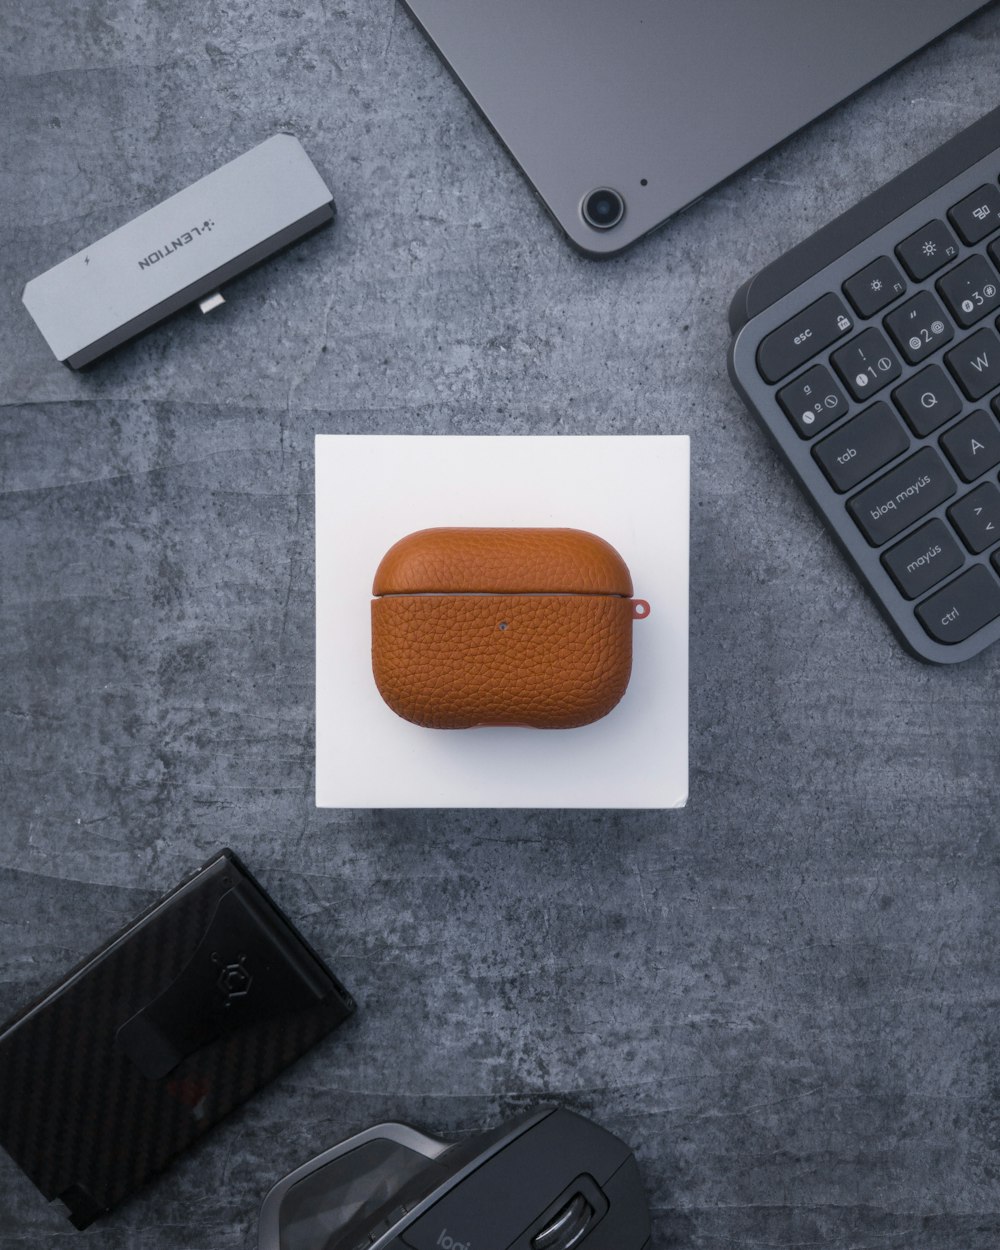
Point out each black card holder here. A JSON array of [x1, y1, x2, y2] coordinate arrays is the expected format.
[[0, 849, 355, 1228]]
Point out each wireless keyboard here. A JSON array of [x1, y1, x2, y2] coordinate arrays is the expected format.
[[729, 104, 1000, 663]]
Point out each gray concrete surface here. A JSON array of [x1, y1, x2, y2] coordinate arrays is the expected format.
[[2, 4, 1000, 1247]]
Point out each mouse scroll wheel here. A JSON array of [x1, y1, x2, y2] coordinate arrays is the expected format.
[[532, 1193, 595, 1250]]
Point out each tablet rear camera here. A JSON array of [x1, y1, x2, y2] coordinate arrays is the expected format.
[[582, 188, 625, 231]]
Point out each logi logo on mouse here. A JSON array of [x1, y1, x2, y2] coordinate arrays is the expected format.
[[437, 1230, 471, 1250]]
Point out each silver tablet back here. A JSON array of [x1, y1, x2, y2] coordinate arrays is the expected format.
[[402, 0, 990, 256]]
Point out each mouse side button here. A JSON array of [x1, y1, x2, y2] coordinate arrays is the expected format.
[[558, 1155, 650, 1250], [531, 1191, 597, 1250], [399, 1110, 628, 1250]]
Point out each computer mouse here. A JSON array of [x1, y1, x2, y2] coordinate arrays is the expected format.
[[258, 1105, 651, 1250]]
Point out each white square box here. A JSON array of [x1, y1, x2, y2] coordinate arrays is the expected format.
[[315, 435, 688, 808]]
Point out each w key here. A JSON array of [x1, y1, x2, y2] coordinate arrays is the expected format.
[[945, 327, 1000, 400]]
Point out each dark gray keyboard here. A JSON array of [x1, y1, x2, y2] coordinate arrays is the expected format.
[[729, 105, 1000, 663]]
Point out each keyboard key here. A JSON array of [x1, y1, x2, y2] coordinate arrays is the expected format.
[[892, 365, 962, 436], [945, 326, 1000, 399], [939, 408, 1000, 481], [916, 565, 1000, 643], [948, 481, 1000, 553], [896, 219, 959, 281], [882, 519, 964, 599], [884, 290, 954, 363], [843, 256, 906, 318], [812, 402, 908, 493], [757, 293, 853, 384], [937, 254, 1000, 328], [831, 327, 902, 401], [847, 447, 956, 547], [776, 364, 848, 438], [948, 184, 1000, 245]]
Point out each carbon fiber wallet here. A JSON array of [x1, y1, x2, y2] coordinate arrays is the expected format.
[[0, 849, 355, 1228]]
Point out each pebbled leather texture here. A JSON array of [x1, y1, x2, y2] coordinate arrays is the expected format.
[[373, 527, 634, 596], [371, 528, 644, 730], [372, 593, 635, 728]]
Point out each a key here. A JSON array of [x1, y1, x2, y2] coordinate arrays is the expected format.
[[939, 408, 1000, 481]]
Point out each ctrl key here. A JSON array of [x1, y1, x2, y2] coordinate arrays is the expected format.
[[915, 565, 1000, 644]]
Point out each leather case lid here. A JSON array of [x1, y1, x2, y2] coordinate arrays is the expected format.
[[372, 528, 634, 596]]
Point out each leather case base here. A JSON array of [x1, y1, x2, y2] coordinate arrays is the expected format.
[[372, 591, 634, 729]]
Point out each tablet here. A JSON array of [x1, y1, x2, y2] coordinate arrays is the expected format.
[[401, 0, 991, 256]]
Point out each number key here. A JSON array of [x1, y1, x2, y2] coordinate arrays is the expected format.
[[831, 328, 902, 402], [884, 291, 954, 364], [937, 254, 1000, 328]]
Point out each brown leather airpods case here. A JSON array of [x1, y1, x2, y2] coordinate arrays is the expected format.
[[371, 527, 649, 729]]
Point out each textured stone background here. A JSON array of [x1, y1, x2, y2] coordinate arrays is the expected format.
[[2, 3, 1000, 1248]]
